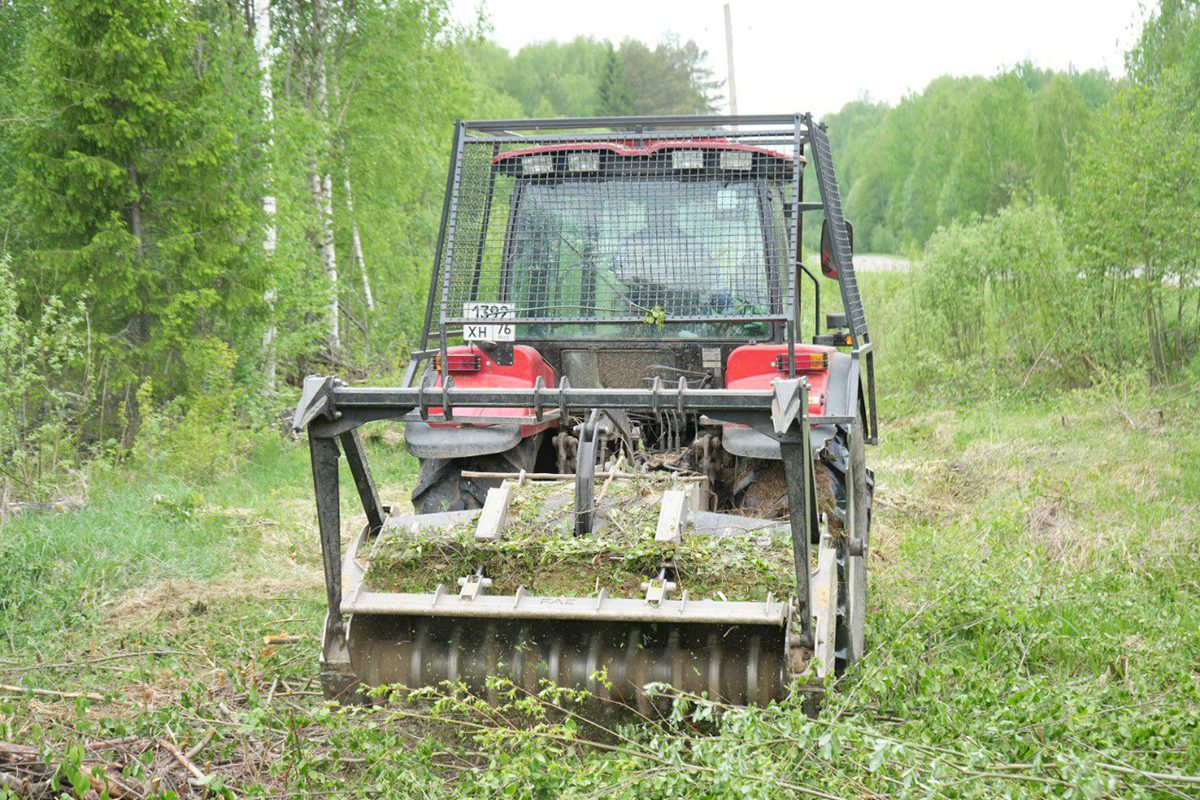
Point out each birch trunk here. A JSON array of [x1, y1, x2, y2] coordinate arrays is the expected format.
[[253, 0, 278, 389], [312, 0, 339, 351], [344, 168, 374, 312]]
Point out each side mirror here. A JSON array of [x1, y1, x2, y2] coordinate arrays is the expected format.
[[820, 218, 854, 279]]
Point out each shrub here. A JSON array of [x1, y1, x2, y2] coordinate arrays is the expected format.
[[901, 198, 1083, 394], [133, 338, 266, 482], [0, 253, 90, 504]]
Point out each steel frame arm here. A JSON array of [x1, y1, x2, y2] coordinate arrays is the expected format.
[[295, 374, 824, 646], [802, 113, 878, 443], [292, 375, 852, 437]]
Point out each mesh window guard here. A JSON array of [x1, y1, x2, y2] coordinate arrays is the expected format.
[[436, 120, 805, 340]]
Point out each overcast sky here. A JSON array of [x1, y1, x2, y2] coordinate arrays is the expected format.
[[451, 0, 1147, 116]]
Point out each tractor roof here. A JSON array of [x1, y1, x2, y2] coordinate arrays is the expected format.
[[493, 138, 800, 165]]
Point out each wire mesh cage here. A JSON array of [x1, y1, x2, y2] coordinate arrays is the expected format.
[[436, 118, 805, 340]]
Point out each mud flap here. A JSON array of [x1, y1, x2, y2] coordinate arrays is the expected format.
[[404, 421, 522, 459]]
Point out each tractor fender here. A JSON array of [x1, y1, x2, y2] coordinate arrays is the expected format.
[[722, 351, 858, 460]]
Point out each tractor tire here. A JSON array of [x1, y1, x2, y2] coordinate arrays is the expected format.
[[411, 433, 543, 514], [836, 413, 873, 672]]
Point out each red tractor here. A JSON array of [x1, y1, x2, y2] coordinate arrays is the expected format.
[[294, 114, 876, 708]]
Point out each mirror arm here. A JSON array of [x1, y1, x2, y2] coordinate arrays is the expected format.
[[797, 261, 821, 339]]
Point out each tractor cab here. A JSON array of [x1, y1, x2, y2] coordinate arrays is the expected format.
[[491, 140, 796, 346]]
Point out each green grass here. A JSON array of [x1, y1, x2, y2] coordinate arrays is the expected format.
[[2, 278, 1199, 796], [1, 383, 1196, 798]]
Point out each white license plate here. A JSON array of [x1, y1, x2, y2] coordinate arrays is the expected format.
[[462, 302, 515, 342]]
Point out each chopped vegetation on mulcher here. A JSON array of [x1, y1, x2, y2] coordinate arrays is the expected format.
[[364, 477, 795, 600]]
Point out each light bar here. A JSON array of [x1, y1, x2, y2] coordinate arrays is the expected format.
[[773, 352, 829, 372], [567, 152, 599, 172], [672, 150, 704, 170], [522, 154, 553, 175], [720, 150, 753, 170]]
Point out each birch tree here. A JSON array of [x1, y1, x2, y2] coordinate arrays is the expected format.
[[254, 0, 280, 389], [310, 0, 339, 352], [345, 169, 374, 312]]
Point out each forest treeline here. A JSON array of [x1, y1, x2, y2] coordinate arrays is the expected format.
[[0, 0, 1197, 500], [826, 66, 1114, 253], [846, 1, 1199, 391], [0, 0, 722, 496], [461, 35, 723, 118]]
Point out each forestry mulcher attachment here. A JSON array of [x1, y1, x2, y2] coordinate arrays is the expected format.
[[294, 114, 877, 710]]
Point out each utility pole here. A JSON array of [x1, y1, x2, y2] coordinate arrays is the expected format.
[[724, 2, 738, 116]]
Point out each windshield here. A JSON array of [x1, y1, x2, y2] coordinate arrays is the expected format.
[[506, 178, 778, 339]]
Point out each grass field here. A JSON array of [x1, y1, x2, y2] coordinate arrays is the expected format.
[[2, 294, 1199, 797]]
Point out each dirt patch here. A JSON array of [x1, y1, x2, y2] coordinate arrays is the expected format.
[[1024, 496, 1077, 564], [104, 573, 322, 629]]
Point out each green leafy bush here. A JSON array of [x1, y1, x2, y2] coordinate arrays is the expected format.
[[0, 253, 90, 503], [133, 338, 266, 482], [1067, 66, 1200, 381], [900, 198, 1082, 395]]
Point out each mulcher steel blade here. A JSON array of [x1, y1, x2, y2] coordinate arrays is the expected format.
[[348, 615, 788, 710]]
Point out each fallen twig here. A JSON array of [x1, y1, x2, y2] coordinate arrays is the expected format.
[[184, 729, 216, 762], [262, 634, 304, 645], [85, 735, 142, 751], [160, 737, 207, 783], [1096, 761, 1200, 786], [594, 454, 625, 506], [0, 740, 40, 759], [0, 682, 104, 702]]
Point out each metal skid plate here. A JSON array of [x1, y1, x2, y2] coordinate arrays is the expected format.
[[344, 587, 788, 627]]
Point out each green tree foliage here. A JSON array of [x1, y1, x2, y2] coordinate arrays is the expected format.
[[834, 66, 1111, 252], [509, 37, 611, 117], [1128, 0, 1200, 84], [458, 36, 608, 117], [263, 0, 484, 373], [0, 0, 38, 219], [332, 0, 485, 355], [893, 1, 1200, 391], [617, 36, 722, 114], [596, 43, 634, 116], [1067, 0, 1200, 380], [1030, 74, 1091, 202], [13, 0, 267, 411], [820, 98, 890, 195], [463, 34, 721, 118], [937, 72, 1034, 224]]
